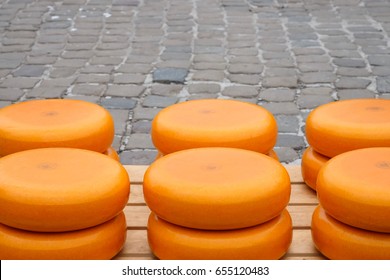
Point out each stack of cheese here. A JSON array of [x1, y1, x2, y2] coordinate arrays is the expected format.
[[302, 99, 390, 190], [312, 147, 390, 259], [0, 99, 130, 259], [144, 99, 292, 259], [151, 99, 280, 160]]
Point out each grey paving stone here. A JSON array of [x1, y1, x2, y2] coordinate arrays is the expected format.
[[76, 74, 110, 84], [49, 67, 78, 78], [192, 70, 225, 82], [133, 107, 162, 120], [274, 147, 300, 163], [292, 48, 326, 56], [222, 86, 258, 98], [329, 50, 362, 58], [188, 93, 219, 100], [227, 74, 261, 85], [0, 88, 24, 101], [105, 85, 146, 97], [193, 54, 225, 63], [300, 72, 337, 84], [101, 97, 137, 110], [258, 102, 300, 115], [260, 88, 296, 102], [149, 85, 182, 97], [64, 95, 101, 104], [275, 115, 300, 133], [126, 133, 154, 149], [188, 83, 220, 94], [335, 77, 371, 89], [262, 76, 298, 88], [120, 150, 157, 165], [377, 77, 390, 93], [143, 95, 178, 108], [296, 55, 329, 63], [107, 108, 130, 135], [25, 87, 67, 99], [264, 68, 297, 77], [337, 67, 370, 77], [117, 64, 153, 74], [229, 56, 259, 64], [298, 63, 334, 72], [372, 67, 390, 76], [368, 55, 390, 66], [228, 64, 263, 75], [297, 94, 334, 109], [333, 58, 366, 68], [301, 87, 333, 95], [266, 58, 295, 68], [0, 101, 12, 108], [131, 120, 152, 133], [113, 74, 145, 84], [0, 77, 40, 89], [12, 65, 47, 77], [152, 68, 188, 84], [71, 84, 106, 96], [276, 134, 305, 149], [193, 62, 226, 70], [337, 89, 376, 100]]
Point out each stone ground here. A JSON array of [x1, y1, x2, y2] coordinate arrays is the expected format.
[[0, 0, 389, 165]]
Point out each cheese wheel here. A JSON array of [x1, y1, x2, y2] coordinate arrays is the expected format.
[[151, 99, 277, 155], [0, 212, 127, 260], [148, 210, 292, 260], [0, 99, 114, 156], [301, 147, 329, 191], [104, 147, 120, 162], [144, 147, 290, 230], [306, 99, 390, 158], [155, 149, 280, 161], [0, 148, 130, 232], [317, 147, 390, 233], [311, 206, 390, 260]]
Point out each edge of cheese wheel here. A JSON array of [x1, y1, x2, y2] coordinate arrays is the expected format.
[[151, 99, 277, 155], [104, 147, 120, 162], [147, 210, 292, 260], [301, 147, 330, 191], [0, 99, 114, 156], [317, 147, 390, 233], [0, 212, 127, 260], [0, 148, 130, 232], [144, 147, 290, 230], [311, 206, 390, 260], [306, 99, 390, 158]]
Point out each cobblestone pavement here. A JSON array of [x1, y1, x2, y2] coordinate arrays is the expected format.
[[0, 0, 389, 165]]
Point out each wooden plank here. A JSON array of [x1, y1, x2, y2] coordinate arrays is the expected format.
[[124, 164, 304, 185], [128, 184, 144, 205], [285, 229, 320, 256], [124, 205, 317, 229], [290, 184, 318, 205]]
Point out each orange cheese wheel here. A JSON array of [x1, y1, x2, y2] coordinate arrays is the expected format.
[[0, 99, 114, 156], [0, 148, 130, 232], [155, 149, 280, 161], [317, 147, 390, 233], [306, 99, 390, 158], [148, 210, 292, 260], [144, 147, 290, 230], [0, 212, 127, 260], [311, 206, 390, 260], [104, 147, 120, 162], [151, 99, 277, 155], [301, 146, 329, 191]]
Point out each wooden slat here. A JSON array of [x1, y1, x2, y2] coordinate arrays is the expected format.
[[124, 205, 317, 229], [118, 165, 323, 260]]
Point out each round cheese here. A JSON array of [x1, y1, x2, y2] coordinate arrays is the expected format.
[[306, 99, 390, 158], [144, 147, 290, 230], [151, 99, 277, 155], [0, 148, 130, 232], [311, 206, 390, 260], [317, 147, 390, 233], [104, 147, 120, 162], [301, 146, 329, 191], [0, 99, 114, 156], [0, 212, 127, 260], [148, 210, 292, 260]]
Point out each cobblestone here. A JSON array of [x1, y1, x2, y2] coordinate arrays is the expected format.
[[1, 0, 389, 165]]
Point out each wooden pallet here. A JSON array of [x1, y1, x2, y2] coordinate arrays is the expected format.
[[115, 165, 325, 260]]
